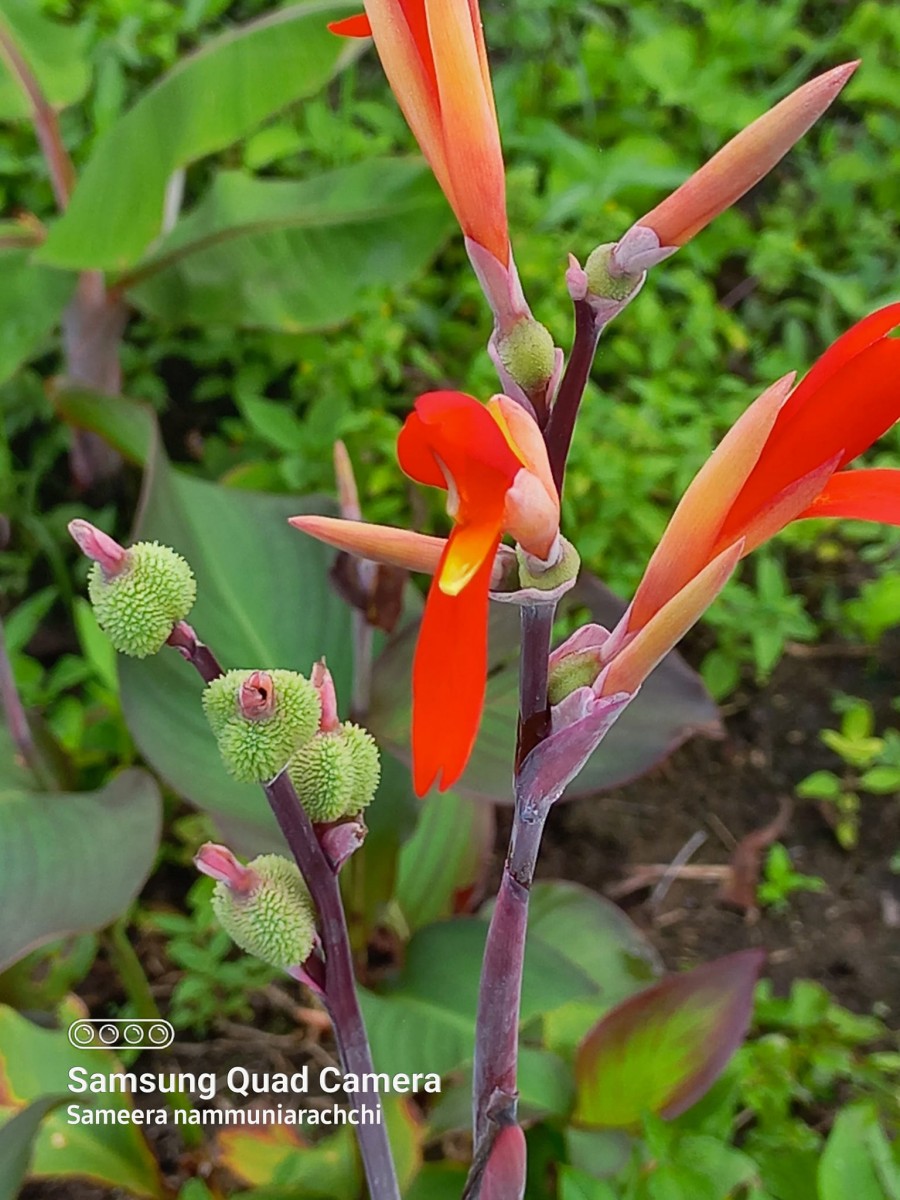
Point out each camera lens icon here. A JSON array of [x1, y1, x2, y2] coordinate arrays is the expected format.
[[67, 1018, 175, 1051]]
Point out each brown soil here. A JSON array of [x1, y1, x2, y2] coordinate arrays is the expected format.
[[537, 635, 900, 1015]]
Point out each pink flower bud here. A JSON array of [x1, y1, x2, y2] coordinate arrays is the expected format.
[[239, 670, 276, 721], [194, 842, 257, 894], [311, 660, 340, 732], [68, 519, 129, 579]]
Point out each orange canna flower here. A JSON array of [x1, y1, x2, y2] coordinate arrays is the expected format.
[[291, 392, 559, 795], [330, 0, 508, 268], [595, 305, 900, 696]]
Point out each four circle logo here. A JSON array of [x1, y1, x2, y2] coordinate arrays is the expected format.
[[68, 1018, 174, 1050]]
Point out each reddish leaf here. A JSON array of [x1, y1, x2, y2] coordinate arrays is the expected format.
[[574, 949, 765, 1128]]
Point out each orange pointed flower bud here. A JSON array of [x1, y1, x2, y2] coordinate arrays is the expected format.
[[613, 62, 858, 274], [598, 305, 900, 697], [332, 0, 508, 268], [397, 391, 559, 794]]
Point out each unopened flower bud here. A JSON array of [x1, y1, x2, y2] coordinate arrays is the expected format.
[[203, 669, 320, 782], [209, 852, 317, 970], [495, 319, 556, 395], [85, 539, 196, 658], [194, 842, 257, 893], [289, 731, 356, 822], [68, 519, 129, 578]]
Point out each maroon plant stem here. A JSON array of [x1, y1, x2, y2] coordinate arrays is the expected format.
[[166, 622, 224, 684], [470, 603, 557, 1183], [544, 298, 601, 494], [168, 624, 399, 1199], [264, 773, 399, 1200]]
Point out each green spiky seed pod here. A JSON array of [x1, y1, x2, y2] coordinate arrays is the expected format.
[[496, 319, 556, 394], [202, 669, 320, 782], [340, 722, 381, 810], [212, 854, 316, 970], [289, 732, 356, 822], [88, 542, 196, 658]]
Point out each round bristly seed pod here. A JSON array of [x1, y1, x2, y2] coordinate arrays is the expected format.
[[288, 732, 356, 822], [212, 853, 316, 970], [88, 541, 196, 657]]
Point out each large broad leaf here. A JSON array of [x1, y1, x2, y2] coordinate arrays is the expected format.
[[0, 998, 165, 1197], [0, 767, 162, 972], [359, 916, 598, 1079], [819, 1104, 900, 1200], [0, 1096, 66, 1200], [368, 572, 722, 803], [528, 881, 663, 1056], [395, 789, 495, 931], [218, 1123, 361, 1197], [0, 2, 90, 120], [127, 163, 452, 331], [52, 387, 156, 466], [0, 249, 75, 387], [118, 438, 356, 847], [574, 950, 765, 1129], [37, 0, 359, 271]]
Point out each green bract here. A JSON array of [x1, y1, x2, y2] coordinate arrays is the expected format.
[[88, 542, 196, 658], [212, 854, 316, 970], [202, 669, 320, 782], [584, 244, 643, 303], [496, 318, 556, 393], [516, 537, 581, 593]]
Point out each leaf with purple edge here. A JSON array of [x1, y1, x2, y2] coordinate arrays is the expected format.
[[574, 949, 765, 1129]]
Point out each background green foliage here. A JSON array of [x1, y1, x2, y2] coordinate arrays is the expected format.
[[4, 0, 900, 707]]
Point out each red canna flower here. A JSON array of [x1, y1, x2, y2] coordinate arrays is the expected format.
[[291, 392, 559, 795], [330, 0, 508, 269], [595, 304, 900, 696], [398, 391, 558, 793]]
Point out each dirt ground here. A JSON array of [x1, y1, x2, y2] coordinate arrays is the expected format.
[[537, 635, 900, 1015]]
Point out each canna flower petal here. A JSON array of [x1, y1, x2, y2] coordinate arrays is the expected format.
[[599, 542, 744, 698], [335, 0, 508, 265], [413, 537, 497, 794], [718, 304, 900, 543], [629, 374, 793, 629], [327, 12, 371, 36], [396, 390, 561, 793], [289, 514, 447, 575], [798, 469, 900, 525]]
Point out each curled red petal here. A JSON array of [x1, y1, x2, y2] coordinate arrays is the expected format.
[[412, 535, 498, 795], [721, 332, 900, 540], [327, 12, 372, 37], [785, 303, 900, 407], [798, 468, 900, 525]]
